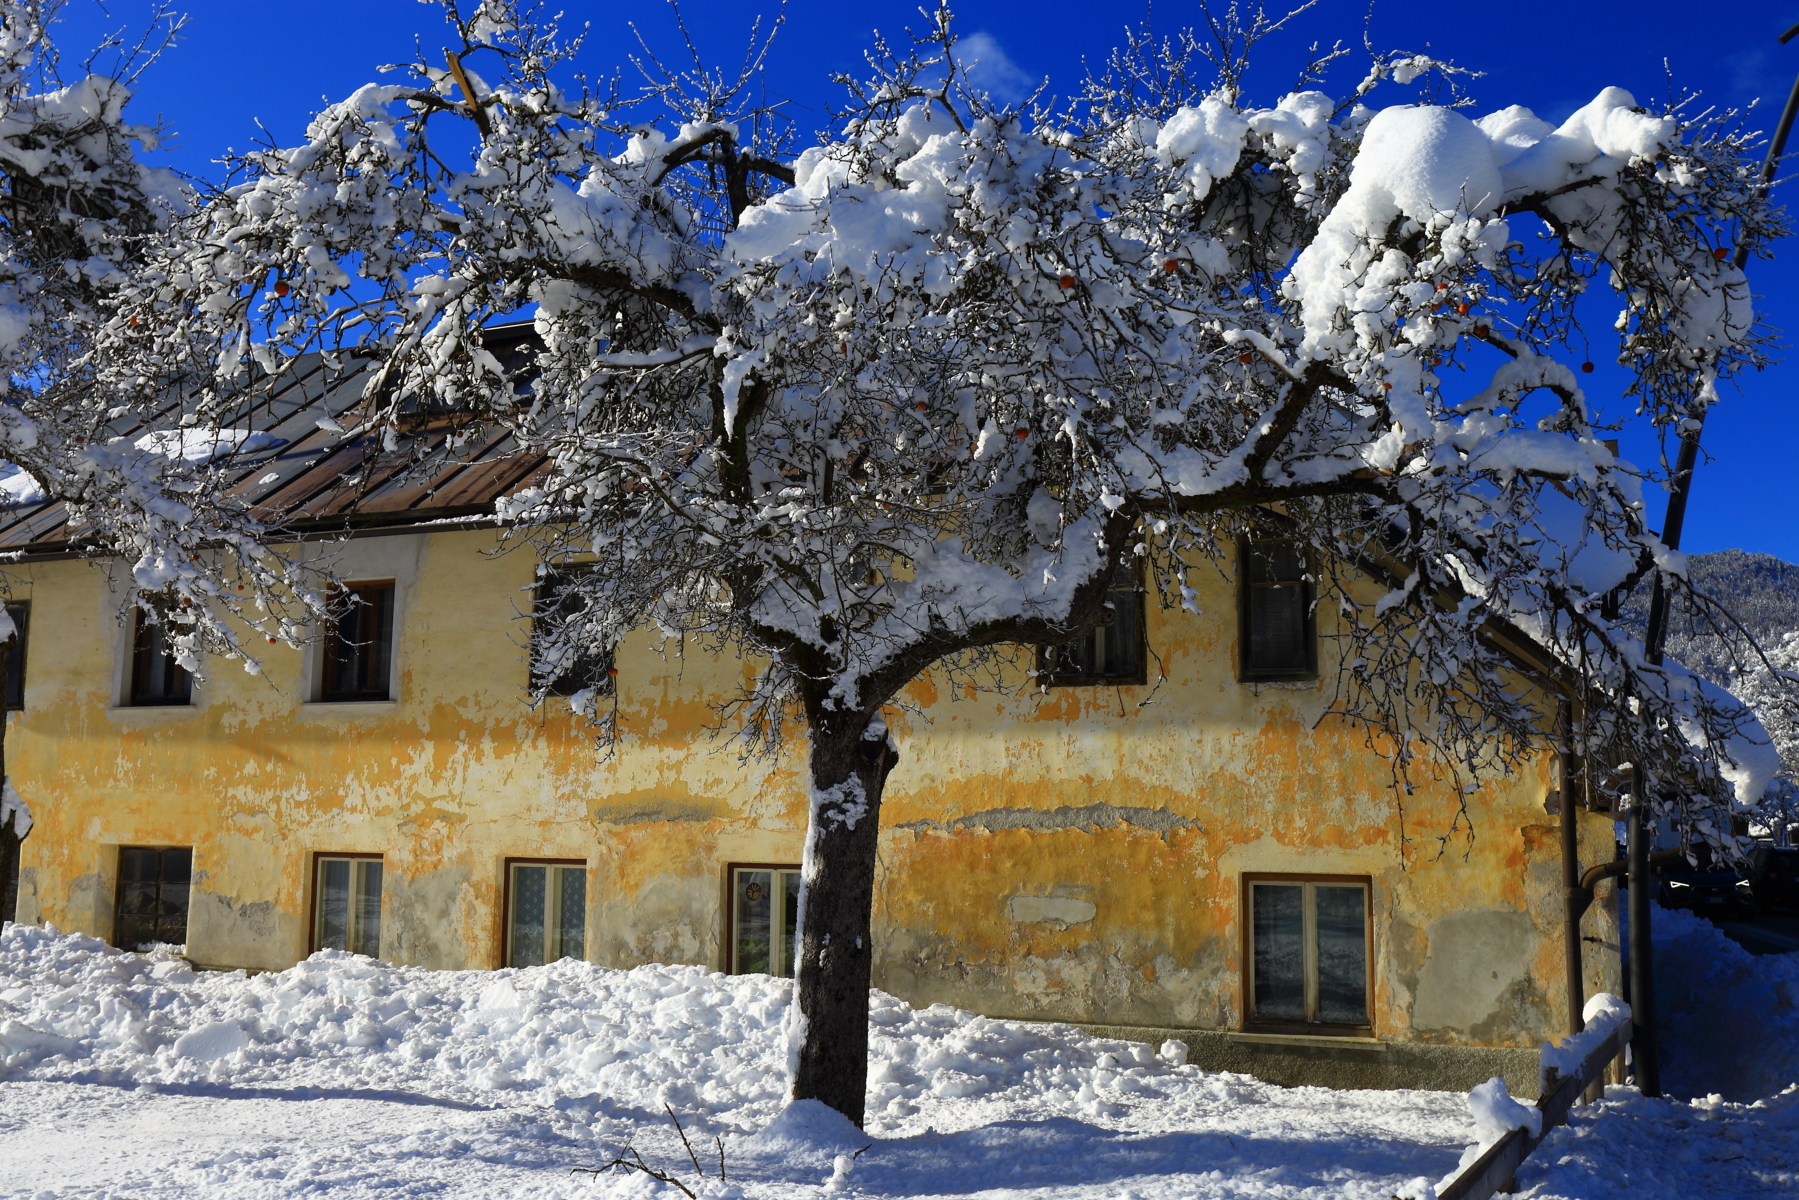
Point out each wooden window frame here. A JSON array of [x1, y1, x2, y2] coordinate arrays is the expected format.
[[318, 581, 397, 703], [126, 609, 193, 707], [3, 601, 26, 712], [1036, 569, 1149, 688], [307, 851, 386, 955], [499, 856, 589, 968], [1237, 539, 1318, 682], [724, 861, 802, 976], [112, 844, 193, 950], [1239, 872, 1375, 1037]]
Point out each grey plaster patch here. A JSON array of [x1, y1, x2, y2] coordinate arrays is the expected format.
[[66, 869, 113, 940], [13, 865, 36, 924], [383, 865, 475, 970], [593, 874, 711, 969], [898, 803, 1201, 835], [589, 801, 718, 826], [187, 894, 293, 973], [1008, 895, 1097, 925], [1410, 910, 1533, 1033], [873, 919, 1230, 1030]]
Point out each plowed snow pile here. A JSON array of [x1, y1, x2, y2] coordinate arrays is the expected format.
[[0, 920, 1793, 1199]]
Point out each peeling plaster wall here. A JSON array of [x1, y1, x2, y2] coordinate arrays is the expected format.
[[10, 529, 1597, 1054]]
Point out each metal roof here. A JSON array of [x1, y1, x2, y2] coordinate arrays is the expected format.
[[0, 325, 547, 557]]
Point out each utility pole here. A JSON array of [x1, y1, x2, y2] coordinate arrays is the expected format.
[[1627, 18, 1799, 1099]]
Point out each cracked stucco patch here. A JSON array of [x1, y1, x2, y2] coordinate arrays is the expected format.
[[896, 802, 1202, 836]]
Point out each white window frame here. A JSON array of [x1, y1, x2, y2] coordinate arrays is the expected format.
[[311, 853, 384, 957], [502, 858, 588, 967]]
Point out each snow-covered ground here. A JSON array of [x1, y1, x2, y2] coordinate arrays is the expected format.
[[0, 915, 1794, 1199]]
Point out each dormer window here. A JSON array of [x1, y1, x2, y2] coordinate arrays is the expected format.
[[1240, 541, 1315, 681]]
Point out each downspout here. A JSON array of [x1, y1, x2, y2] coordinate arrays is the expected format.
[[1559, 704, 1585, 1038], [1627, 21, 1799, 1097], [1625, 775, 1660, 1096]]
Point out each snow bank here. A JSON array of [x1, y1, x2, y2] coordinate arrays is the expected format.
[[1649, 905, 1799, 1102], [0, 924, 1461, 1148], [1518, 1085, 1799, 1199], [4, 924, 1790, 1198]]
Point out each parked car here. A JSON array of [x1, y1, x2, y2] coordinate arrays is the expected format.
[[1655, 847, 1754, 916], [1747, 845, 1799, 914]]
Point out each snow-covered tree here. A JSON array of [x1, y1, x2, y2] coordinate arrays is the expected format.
[[1728, 633, 1799, 838], [0, 1, 332, 920], [99, 0, 1785, 1122]]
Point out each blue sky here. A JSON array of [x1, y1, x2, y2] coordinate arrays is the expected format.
[[52, 0, 1799, 562]]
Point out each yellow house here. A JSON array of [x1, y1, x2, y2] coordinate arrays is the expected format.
[[0, 352, 1623, 1097]]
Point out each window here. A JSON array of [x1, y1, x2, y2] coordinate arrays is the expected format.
[[531, 569, 614, 696], [1239, 541, 1315, 680], [728, 864, 801, 977], [127, 610, 192, 706], [114, 846, 192, 950], [1243, 875, 1371, 1031], [3, 602, 25, 711], [320, 582, 395, 702], [504, 859, 587, 966], [312, 854, 384, 956], [1039, 574, 1146, 686]]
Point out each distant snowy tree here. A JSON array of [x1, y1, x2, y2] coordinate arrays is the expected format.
[[0, 1, 331, 921], [1728, 634, 1799, 835], [102, 0, 1787, 1122]]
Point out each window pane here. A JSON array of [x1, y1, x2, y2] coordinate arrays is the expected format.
[[533, 572, 615, 697], [1249, 543, 1303, 584], [1046, 634, 1094, 680], [1045, 583, 1143, 684], [130, 616, 191, 706], [511, 864, 548, 967], [1249, 585, 1308, 671], [1252, 884, 1306, 1022], [154, 849, 193, 944], [317, 859, 351, 951], [115, 848, 160, 949], [779, 871, 801, 980], [735, 870, 773, 974], [556, 867, 587, 962], [1314, 886, 1369, 1025], [1101, 586, 1143, 678], [325, 585, 394, 700], [352, 861, 383, 958]]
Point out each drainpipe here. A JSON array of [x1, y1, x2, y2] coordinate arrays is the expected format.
[[1559, 706, 1585, 1039], [1625, 775, 1660, 1096], [1628, 22, 1799, 1096]]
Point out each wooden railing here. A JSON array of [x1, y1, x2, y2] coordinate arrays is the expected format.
[[1436, 1017, 1632, 1200]]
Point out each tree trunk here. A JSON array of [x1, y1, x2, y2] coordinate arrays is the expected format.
[[788, 709, 897, 1127]]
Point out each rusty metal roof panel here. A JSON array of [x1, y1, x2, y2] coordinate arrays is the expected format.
[[0, 327, 544, 554]]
